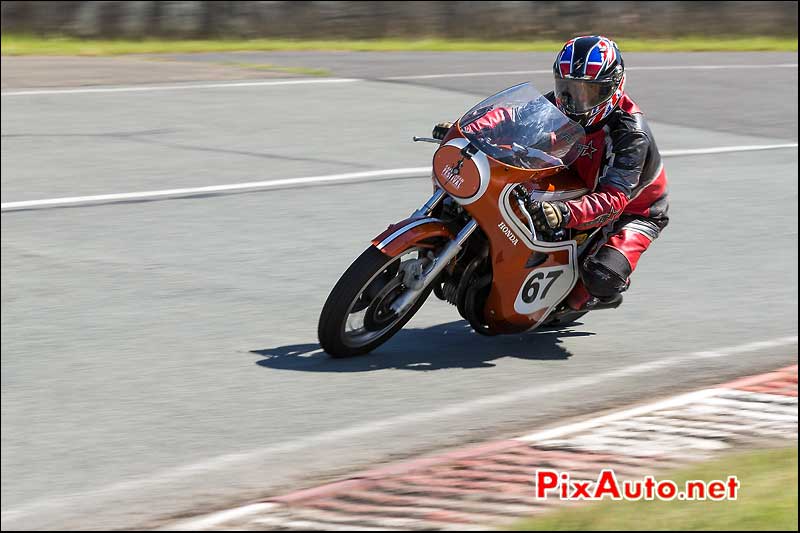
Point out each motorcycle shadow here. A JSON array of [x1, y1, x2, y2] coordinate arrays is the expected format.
[[251, 320, 594, 372]]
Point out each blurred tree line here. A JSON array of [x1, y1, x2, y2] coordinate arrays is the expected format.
[[1, 1, 797, 40]]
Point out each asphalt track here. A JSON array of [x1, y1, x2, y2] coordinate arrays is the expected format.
[[1, 51, 798, 529]]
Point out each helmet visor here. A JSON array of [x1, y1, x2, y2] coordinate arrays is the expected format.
[[554, 78, 616, 114]]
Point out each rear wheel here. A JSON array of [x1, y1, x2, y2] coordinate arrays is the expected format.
[[318, 246, 434, 357]]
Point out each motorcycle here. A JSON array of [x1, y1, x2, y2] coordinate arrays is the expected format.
[[318, 82, 616, 357]]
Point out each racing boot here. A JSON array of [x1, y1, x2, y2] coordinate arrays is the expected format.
[[566, 280, 623, 311]]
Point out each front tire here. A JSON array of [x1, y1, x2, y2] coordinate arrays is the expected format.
[[318, 246, 434, 357]]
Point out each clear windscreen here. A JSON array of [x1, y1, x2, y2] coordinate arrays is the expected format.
[[458, 82, 585, 170], [554, 77, 615, 113]]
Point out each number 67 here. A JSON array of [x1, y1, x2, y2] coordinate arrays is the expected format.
[[521, 270, 563, 304]]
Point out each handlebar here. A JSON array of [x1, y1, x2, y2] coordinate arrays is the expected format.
[[413, 136, 443, 144]]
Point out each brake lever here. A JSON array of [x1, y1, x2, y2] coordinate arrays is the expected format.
[[515, 195, 539, 242], [413, 136, 443, 144]]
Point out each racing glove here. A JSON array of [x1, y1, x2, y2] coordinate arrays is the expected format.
[[432, 122, 454, 140], [529, 200, 570, 232]]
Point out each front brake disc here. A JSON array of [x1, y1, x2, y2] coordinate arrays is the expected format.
[[363, 277, 403, 331]]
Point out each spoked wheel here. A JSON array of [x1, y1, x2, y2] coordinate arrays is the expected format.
[[318, 246, 435, 357]]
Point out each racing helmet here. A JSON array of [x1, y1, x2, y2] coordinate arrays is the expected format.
[[553, 36, 625, 128]]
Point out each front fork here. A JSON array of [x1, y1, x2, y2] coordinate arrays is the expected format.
[[389, 189, 478, 315], [412, 187, 446, 218]]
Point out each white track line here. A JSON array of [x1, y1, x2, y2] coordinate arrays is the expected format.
[[2, 63, 796, 95], [163, 503, 277, 531], [1, 143, 797, 212], [383, 63, 798, 80], [694, 336, 800, 358], [515, 388, 726, 442], [384, 69, 554, 80], [0, 77, 360, 96], [0, 167, 430, 211], [660, 143, 798, 157], [1, 335, 796, 527]]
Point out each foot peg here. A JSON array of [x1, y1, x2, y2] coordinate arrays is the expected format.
[[584, 294, 623, 311]]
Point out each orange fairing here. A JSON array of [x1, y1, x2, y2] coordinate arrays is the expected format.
[[432, 143, 482, 198], [372, 218, 455, 257], [431, 126, 581, 333]]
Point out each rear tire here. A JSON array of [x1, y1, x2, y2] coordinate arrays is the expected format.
[[318, 246, 434, 357]]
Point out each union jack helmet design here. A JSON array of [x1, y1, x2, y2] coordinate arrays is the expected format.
[[553, 35, 625, 128]]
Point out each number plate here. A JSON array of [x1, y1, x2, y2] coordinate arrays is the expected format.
[[514, 264, 574, 315]]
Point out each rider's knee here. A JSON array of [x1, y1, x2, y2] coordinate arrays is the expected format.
[[582, 246, 632, 300]]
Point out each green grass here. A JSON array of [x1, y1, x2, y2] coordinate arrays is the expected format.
[[512, 447, 798, 531], [1, 35, 796, 56]]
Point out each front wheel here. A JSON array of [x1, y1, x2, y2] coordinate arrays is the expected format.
[[318, 246, 434, 357]]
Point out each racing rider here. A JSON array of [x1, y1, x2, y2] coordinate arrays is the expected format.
[[432, 36, 669, 312]]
